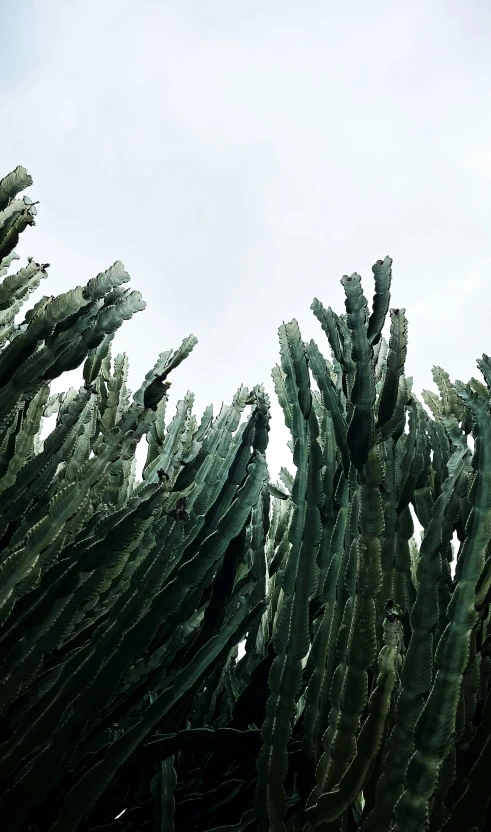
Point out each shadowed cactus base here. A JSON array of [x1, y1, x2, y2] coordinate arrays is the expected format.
[[0, 167, 490, 831]]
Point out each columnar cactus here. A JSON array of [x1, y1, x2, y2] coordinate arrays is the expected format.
[[0, 167, 490, 831]]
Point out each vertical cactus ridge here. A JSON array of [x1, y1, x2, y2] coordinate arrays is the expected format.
[[254, 321, 320, 830], [306, 611, 404, 826], [341, 272, 376, 472]]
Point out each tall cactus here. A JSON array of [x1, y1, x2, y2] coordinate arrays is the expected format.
[[0, 168, 270, 831], [1, 167, 491, 831]]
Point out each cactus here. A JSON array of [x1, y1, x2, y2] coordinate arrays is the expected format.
[[0, 167, 491, 831]]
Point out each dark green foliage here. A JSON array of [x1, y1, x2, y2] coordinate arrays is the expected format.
[[0, 169, 491, 832]]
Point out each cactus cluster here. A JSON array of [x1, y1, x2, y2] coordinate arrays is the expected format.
[[0, 167, 490, 831]]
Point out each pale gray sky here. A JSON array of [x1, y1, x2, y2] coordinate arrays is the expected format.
[[2, 0, 491, 480]]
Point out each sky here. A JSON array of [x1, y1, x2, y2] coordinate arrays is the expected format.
[[2, 0, 491, 484]]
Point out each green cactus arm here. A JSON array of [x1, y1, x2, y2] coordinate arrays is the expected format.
[[268, 482, 289, 501], [413, 482, 434, 530], [460, 625, 479, 745], [0, 195, 37, 260], [335, 314, 357, 420], [312, 451, 384, 801], [396, 402, 425, 514], [475, 550, 491, 608], [306, 614, 403, 826], [242, 496, 270, 645], [380, 374, 410, 442], [272, 362, 295, 435], [359, 444, 385, 590], [138, 347, 175, 391], [133, 334, 198, 407], [306, 339, 350, 478], [308, 428, 383, 802], [367, 256, 392, 348], [431, 366, 463, 422], [254, 320, 320, 830], [377, 308, 408, 431], [300, 476, 350, 795], [144, 396, 168, 472], [0, 346, 64, 425], [311, 312, 349, 423], [0, 259, 48, 323], [374, 335, 389, 385], [0, 250, 21, 281], [142, 393, 192, 483], [278, 465, 294, 493], [151, 757, 177, 832], [82, 332, 114, 385], [300, 590, 338, 796], [180, 414, 205, 468], [98, 349, 130, 438], [310, 591, 360, 798], [311, 300, 343, 368], [342, 271, 376, 470], [61, 398, 97, 484], [157, 392, 198, 481], [428, 417, 452, 501], [238, 495, 291, 686], [319, 411, 336, 527], [0, 166, 32, 210], [308, 542, 357, 803], [79, 261, 129, 303], [427, 744, 456, 832], [379, 437, 397, 618], [393, 504, 414, 616], [187, 405, 210, 450], [421, 388, 443, 421], [476, 352, 491, 393], [0, 384, 49, 493]]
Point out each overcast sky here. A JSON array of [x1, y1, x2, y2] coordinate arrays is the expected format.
[[2, 0, 491, 481]]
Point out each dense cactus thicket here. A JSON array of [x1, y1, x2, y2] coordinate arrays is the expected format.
[[0, 168, 490, 832]]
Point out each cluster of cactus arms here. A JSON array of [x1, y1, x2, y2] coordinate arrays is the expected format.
[[0, 168, 490, 832]]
